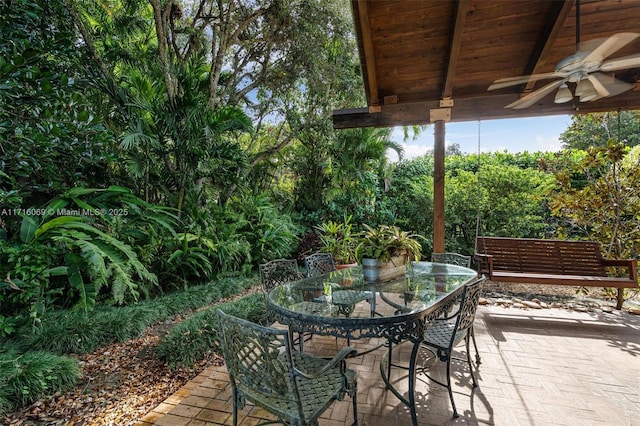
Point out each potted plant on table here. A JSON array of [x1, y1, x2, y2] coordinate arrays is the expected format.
[[355, 224, 425, 282], [314, 216, 358, 269]]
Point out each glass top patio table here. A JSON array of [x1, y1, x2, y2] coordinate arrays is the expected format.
[[267, 261, 478, 344]]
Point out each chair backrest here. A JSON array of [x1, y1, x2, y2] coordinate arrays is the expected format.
[[215, 309, 302, 412], [304, 252, 337, 277], [259, 259, 301, 294], [453, 278, 484, 342], [431, 252, 471, 268]]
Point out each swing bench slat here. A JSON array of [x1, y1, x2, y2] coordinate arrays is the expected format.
[[475, 237, 638, 309]]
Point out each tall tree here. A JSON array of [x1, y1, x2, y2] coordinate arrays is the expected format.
[[549, 144, 640, 306], [66, 0, 362, 208], [560, 111, 640, 150]]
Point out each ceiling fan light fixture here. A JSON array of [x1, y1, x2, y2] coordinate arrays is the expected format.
[[554, 84, 573, 103], [576, 78, 598, 101]]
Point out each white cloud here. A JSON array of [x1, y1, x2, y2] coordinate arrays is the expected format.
[[534, 134, 562, 152], [402, 143, 431, 159], [389, 127, 432, 161]]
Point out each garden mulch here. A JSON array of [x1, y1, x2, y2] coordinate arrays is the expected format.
[[3, 314, 224, 426]]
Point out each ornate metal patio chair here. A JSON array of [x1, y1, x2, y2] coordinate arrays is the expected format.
[[259, 258, 305, 296], [216, 309, 359, 426], [431, 251, 481, 365], [417, 277, 485, 418], [304, 252, 337, 277], [259, 259, 310, 349], [431, 252, 471, 267]]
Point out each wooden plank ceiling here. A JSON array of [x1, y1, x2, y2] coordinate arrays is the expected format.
[[333, 0, 640, 129]]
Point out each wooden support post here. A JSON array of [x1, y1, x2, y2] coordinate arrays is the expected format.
[[433, 120, 445, 254]]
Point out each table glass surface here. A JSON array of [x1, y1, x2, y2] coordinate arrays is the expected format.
[[267, 261, 477, 325]]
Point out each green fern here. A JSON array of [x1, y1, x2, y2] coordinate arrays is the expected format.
[[109, 262, 138, 305]]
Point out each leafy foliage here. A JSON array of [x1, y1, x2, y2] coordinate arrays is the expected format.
[[471, 163, 555, 238], [548, 144, 640, 303], [355, 224, 425, 263], [0, 187, 179, 333], [314, 216, 358, 264], [7, 276, 254, 355], [549, 145, 640, 258], [0, 0, 115, 206], [0, 274, 254, 416], [230, 194, 301, 264], [384, 157, 435, 249]]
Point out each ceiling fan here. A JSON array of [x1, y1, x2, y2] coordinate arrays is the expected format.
[[487, 5, 640, 109]]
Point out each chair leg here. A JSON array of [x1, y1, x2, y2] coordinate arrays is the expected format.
[[351, 381, 359, 426], [465, 333, 478, 388], [445, 357, 458, 418], [408, 341, 422, 426], [387, 341, 393, 379], [232, 389, 239, 426], [471, 325, 481, 365]]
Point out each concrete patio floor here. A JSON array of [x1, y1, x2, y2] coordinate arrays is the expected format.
[[137, 304, 640, 426]]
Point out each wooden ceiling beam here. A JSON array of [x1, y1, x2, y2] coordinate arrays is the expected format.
[[354, 0, 380, 107], [441, 0, 469, 100], [332, 90, 640, 129], [522, 0, 574, 93]]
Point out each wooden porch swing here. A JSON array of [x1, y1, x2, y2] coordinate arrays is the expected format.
[[475, 236, 637, 310]]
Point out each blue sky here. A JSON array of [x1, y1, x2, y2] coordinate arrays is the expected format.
[[389, 114, 574, 160]]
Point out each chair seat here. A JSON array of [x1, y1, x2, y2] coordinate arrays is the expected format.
[[424, 320, 466, 350], [241, 352, 357, 423], [430, 251, 481, 367]]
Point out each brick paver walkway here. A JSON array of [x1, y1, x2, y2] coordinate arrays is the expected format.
[[137, 305, 640, 426]]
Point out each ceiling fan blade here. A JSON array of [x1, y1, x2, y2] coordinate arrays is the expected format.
[[581, 33, 640, 63], [505, 80, 565, 109], [488, 72, 564, 91], [590, 72, 633, 99], [586, 74, 610, 99], [600, 53, 640, 72]]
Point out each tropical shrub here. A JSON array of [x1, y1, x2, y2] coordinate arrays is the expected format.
[[468, 163, 555, 238], [231, 194, 302, 264], [0, 187, 179, 334], [0, 0, 116, 206], [373, 153, 557, 257], [549, 145, 640, 303], [0, 271, 256, 416], [385, 162, 435, 251]]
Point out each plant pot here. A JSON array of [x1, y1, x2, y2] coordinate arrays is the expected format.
[[361, 255, 407, 282], [335, 262, 358, 270]]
